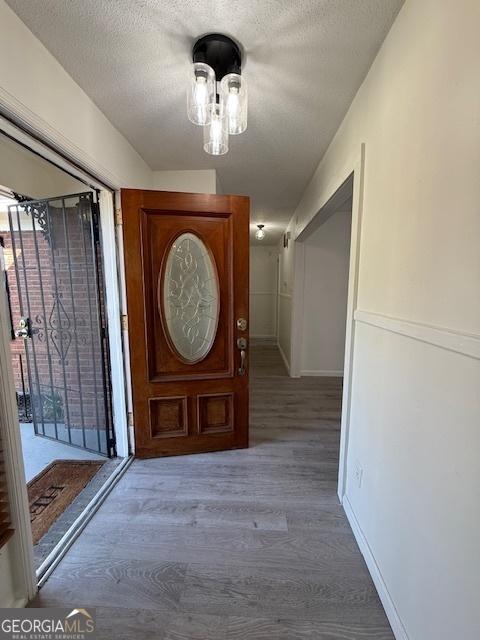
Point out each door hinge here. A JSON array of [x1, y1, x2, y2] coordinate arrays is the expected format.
[[115, 208, 123, 226], [121, 314, 128, 330]]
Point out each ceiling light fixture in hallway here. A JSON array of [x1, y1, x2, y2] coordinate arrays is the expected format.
[[187, 33, 247, 156], [255, 224, 265, 240]]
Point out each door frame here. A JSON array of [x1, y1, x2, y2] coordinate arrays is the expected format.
[[289, 144, 366, 501], [0, 113, 131, 602], [0, 276, 35, 604], [275, 253, 280, 340]]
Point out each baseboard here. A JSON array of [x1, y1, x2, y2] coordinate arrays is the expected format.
[[300, 369, 343, 377], [342, 495, 409, 640], [277, 341, 290, 375]]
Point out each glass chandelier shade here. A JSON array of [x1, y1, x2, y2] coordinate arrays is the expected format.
[[187, 62, 216, 126], [203, 103, 229, 156], [221, 73, 247, 134]]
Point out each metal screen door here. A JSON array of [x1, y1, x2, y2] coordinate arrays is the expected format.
[[7, 192, 115, 456]]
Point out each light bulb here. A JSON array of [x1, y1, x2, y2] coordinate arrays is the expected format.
[[226, 86, 240, 120], [203, 105, 229, 155], [221, 73, 247, 135], [210, 117, 223, 150], [187, 63, 215, 126], [255, 225, 265, 240], [193, 76, 208, 123]]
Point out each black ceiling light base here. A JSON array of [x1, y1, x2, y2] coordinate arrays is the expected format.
[[193, 34, 242, 80]]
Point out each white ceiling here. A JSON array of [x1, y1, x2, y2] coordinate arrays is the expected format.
[[6, 0, 403, 245]]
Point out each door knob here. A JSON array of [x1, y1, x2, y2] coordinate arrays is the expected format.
[[238, 349, 246, 375], [237, 337, 247, 375]]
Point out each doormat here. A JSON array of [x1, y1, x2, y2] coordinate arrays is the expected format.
[[27, 460, 104, 545]]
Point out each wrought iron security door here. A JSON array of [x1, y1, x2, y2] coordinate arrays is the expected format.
[[7, 192, 115, 456]]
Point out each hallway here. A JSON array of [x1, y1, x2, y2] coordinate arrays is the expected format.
[[30, 345, 393, 639]]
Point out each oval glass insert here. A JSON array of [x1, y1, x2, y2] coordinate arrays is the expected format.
[[161, 232, 220, 362]]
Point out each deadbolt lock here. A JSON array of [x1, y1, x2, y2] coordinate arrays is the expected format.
[[236, 318, 247, 331], [237, 337, 247, 350]]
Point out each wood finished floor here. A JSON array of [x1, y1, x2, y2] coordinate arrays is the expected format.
[[30, 345, 394, 639]]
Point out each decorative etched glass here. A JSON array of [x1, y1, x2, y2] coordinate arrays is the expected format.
[[161, 233, 219, 362]]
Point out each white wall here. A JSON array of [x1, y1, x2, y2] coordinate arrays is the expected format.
[[249, 246, 277, 338], [285, 1, 480, 638], [301, 211, 351, 376], [152, 170, 218, 194], [215, 172, 223, 195]]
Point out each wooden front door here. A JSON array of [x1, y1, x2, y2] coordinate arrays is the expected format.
[[122, 189, 249, 458]]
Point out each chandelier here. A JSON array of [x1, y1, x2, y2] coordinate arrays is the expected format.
[[187, 34, 247, 156]]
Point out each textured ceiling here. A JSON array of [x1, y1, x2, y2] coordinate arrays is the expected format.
[[6, 0, 403, 245]]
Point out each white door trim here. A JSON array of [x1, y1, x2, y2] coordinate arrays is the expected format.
[[0, 119, 131, 458], [0, 253, 36, 605], [289, 240, 305, 378], [0, 113, 132, 600], [98, 191, 130, 458], [0, 96, 123, 190], [288, 144, 366, 500], [337, 145, 365, 500]]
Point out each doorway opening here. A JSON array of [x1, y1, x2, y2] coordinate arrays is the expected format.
[[289, 169, 360, 500], [294, 177, 354, 489], [0, 131, 122, 571], [299, 185, 353, 379], [264, 167, 360, 496]]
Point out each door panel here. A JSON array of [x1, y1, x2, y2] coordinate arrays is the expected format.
[[122, 190, 249, 458], [143, 212, 232, 381]]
